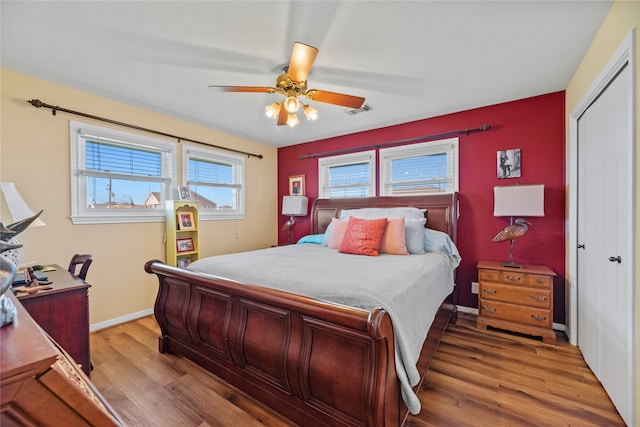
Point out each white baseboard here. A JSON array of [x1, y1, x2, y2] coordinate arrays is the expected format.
[[90, 308, 154, 333]]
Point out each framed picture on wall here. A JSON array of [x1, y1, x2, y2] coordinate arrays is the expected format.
[[497, 148, 521, 179], [289, 174, 306, 196]]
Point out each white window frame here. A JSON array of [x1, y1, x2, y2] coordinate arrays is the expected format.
[[379, 137, 459, 196], [182, 144, 245, 220], [70, 121, 177, 224], [318, 150, 376, 198]]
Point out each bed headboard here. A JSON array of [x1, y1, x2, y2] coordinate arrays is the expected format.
[[311, 193, 459, 242]]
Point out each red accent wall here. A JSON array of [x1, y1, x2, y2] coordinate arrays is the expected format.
[[277, 92, 566, 324]]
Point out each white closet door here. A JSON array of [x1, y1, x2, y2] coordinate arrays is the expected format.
[[576, 63, 632, 425]]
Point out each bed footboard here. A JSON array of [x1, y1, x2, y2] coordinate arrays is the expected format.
[[145, 260, 402, 427]]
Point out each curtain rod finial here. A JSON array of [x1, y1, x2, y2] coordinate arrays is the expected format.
[[27, 99, 44, 108]]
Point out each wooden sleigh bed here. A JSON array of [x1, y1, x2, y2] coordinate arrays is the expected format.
[[145, 193, 459, 427]]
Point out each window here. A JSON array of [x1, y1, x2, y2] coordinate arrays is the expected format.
[[182, 145, 244, 219], [70, 121, 177, 224], [318, 151, 375, 198], [379, 138, 459, 195]]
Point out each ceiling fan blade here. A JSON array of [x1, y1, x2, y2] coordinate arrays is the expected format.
[[287, 42, 318, 83], [209, 85, 274, 93], [277, 103, 288, 126], [307, 90, 365, 109]]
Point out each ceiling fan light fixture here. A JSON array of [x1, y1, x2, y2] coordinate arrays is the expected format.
[[303, 104, 318, 121], [265, 102, 280, 119], [284, 96, 300, 114], [286, 113, 300, 127]]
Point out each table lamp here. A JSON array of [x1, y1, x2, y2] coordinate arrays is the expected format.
[[0, 182, 46, 267], [282, 195, 308, 245], [493, 184, 544, 268]]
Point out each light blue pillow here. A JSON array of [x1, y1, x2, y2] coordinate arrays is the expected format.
[[321, 221, 334, 246], [297, 234, 325, 245], [404, 218, 427, 254], [424, 228, 461, 267]]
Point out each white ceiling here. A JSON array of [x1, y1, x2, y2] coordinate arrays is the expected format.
[[1, 1, 612, 148]]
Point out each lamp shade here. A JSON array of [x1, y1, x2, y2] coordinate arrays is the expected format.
[[0, 182, 46, 227], [282, 195, 308, 216], [493, 184, 544, 217]]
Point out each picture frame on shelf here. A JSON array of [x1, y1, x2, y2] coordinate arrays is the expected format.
[[178, 212, 195, 230], [178, 186, 192, 200], [288, 174, 305, 196], [177, 257, 191, 269], [176, 237, 194, 253]]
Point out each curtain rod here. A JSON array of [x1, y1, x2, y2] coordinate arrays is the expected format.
[[27, 99, 263, 159], [299, 124, 491, 160]]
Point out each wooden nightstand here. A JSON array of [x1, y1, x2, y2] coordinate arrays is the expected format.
[[476, 260, 556, 344]]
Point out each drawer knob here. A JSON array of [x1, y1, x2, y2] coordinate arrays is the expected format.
[[482, 306, 497, 313], [531, 295, 547, 302], [530, 314, 547, 321], [483, 289, 497, 295], [505, 275, 521, 282]]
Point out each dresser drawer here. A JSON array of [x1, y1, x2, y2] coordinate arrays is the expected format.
[[479, 299, 552, 329], [479, 282, 551, 309]]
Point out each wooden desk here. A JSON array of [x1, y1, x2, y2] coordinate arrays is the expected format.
[[16, 265, 91, 376], [1, 292, 122, 426]]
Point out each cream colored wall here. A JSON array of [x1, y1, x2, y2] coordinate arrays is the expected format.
[[0, 69, 278, 327], [565, 1, 639, 424]]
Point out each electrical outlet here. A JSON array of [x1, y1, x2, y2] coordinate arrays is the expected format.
[[471, 281, 479, 294]]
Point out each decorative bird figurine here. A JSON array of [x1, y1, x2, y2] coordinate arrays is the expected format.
[[493, 218, 532, 268], [0, 210, 44, 241], [492, 218, 530, 242]]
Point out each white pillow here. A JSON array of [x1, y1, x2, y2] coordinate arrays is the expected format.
[[339, 207, 426, 221]]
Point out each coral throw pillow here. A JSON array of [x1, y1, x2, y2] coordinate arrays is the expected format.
[[339, 217, 388, 256], [380, 217, 409, 255]]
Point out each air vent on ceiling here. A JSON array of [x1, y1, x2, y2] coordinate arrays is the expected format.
[[345, 103, 373, 116]]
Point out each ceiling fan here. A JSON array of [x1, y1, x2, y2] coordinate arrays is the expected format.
[[209, 42, 365, 127]]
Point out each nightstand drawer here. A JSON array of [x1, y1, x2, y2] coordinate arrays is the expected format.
[[501, 271, 526, 284], [479, 300, 552, 329], [480, 282, 551, 308], [479, 269, 500, 282], [527, 274, 552, 289]]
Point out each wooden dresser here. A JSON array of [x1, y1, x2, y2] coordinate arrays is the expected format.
[[16, 266, 91, 376], [1, 292, 122, 426], [476, 260, 556, 344]]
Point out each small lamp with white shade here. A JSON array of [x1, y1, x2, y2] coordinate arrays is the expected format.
[[492, 184, 544, 268], [281, 195, 308, 245], [0, 182, 46, 267]]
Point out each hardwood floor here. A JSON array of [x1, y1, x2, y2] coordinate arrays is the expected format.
[[89, 313, 625, 426]]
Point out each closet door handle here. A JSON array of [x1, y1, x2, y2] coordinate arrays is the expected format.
[[608, 256, 622, 263]]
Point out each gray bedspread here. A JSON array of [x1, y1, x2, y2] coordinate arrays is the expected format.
[[187, 244, 456, 414]]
